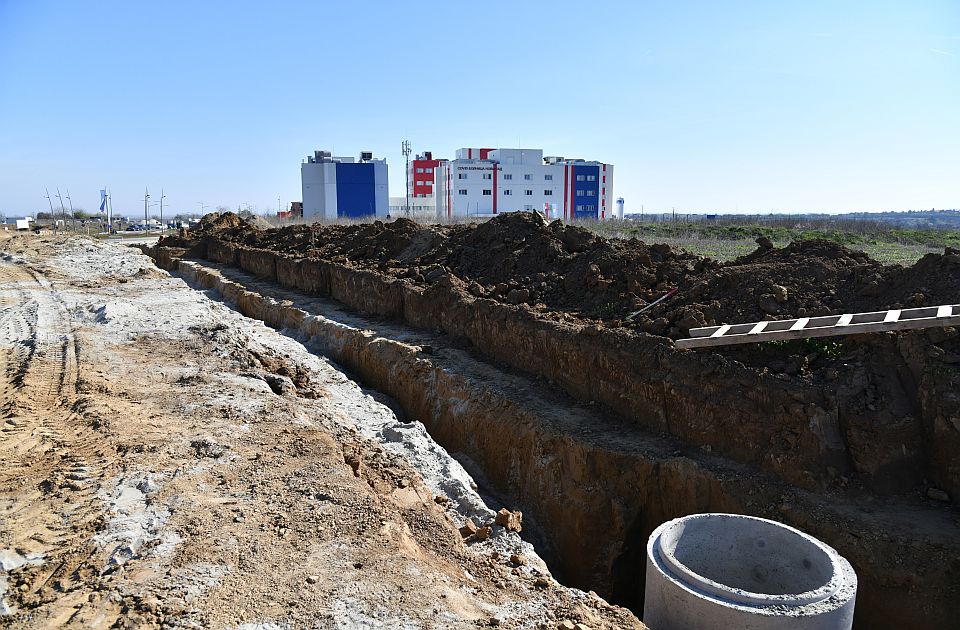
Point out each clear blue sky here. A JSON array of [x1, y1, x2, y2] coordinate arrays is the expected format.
[[1, 0, 957, 217]]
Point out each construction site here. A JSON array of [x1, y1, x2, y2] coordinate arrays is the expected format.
[[0, 212, 958, 629]]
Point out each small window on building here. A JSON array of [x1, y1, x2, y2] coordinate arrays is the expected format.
[[576, 175, 586, 182], [416, 168, 424, 173], [482, 189, 492, 195], [426, 168, 433, 173], [503, 173, 513, 180], [524, 174, 532, 180], [544, 190, 553, 196], [458, 173, 467, 179], [588, 204, 596, 211], [586, 190, 596, 196], [544, 174, 553, 180], [503, 190, 513, 196], [576, 205, 584, 211], [576, 190, 585, 196], [524, 190, 533, 196], [458, 189, 468, 195], [586, 175, 596, 181], [483, 173, 492, 180]]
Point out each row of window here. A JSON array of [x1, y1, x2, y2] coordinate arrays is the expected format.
[[575, 175, 597, 182], [457, 189, 554, 196], [456, 173, 556, 181], [576, 204, 597, 211], [575, 190, 597, 197], [414, 167, 434, 174]]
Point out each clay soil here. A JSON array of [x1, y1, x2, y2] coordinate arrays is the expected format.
[[180, 211, 960, 383], [0, 234, 641, 629]]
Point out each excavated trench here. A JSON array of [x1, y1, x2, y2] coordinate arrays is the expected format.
[[148, 244, 960, 630]]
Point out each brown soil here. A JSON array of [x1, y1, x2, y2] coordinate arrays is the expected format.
[[0, 234, 641, 629]]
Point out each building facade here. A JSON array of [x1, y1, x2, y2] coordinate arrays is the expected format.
[[301, 150, 389, 220], [434, 148, 613, 221], [407, 151, 448, 200]]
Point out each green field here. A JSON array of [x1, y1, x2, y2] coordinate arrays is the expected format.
[[588, 221, 959, 265]]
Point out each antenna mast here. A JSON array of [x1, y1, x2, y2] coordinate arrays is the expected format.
[[401, 139, 411, 217]]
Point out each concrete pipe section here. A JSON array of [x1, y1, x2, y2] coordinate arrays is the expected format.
[[644, 513, 857, 630]]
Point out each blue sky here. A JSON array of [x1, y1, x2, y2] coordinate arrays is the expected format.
[[1, 1, 957, 217]]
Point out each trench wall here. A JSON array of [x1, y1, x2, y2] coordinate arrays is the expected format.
[[163, 255, 959, 630], [198, 239, 959, 501]]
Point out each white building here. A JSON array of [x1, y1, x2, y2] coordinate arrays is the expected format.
[[434, 148, 613, 221], [301, 150, 389, 220]]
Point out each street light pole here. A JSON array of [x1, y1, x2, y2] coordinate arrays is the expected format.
[[65, 188, 75, 232], [159, 189, 166, 233], [144, 187, 150, 226], [55, 188, 67, 231]]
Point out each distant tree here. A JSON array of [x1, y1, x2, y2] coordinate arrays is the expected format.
[[72, 209, 90, 219], [37, 212, 52, 220], [215, 205, 230, 214]]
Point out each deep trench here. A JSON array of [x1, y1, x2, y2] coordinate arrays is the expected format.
[[169, 258, 671, 613], [146, 247, 960, 630]]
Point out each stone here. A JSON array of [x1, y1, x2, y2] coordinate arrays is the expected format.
[[927, 487, 950, 502], [758, 295, 781, 315], [756, 236, 774, 249], [495, 508, 523, 533], [771, 284, 789, 303], [459, 519, 478, 539], [533, 576, 549, 589], [474, 526, 492, 541], [506, 288, 530, 305], [306, 575, 319, 584], [509, 553, 527, 566], [574, 624, 592, 630], [557, 622, 576, 630]]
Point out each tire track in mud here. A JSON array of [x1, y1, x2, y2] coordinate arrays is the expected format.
[[0, 261, 116, 627]]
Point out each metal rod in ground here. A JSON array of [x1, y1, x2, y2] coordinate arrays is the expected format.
[[626, 287, 679, 321]]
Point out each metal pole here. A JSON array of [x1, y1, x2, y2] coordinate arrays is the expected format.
[[144, 187, 150, 226], [56, 188, 67, 231], [159, 188, 166, 234], [402, 140, 411, 218], [65, 188, 75, 232]]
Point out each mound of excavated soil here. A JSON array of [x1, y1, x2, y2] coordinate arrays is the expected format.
[[170, 212, 960, 341]]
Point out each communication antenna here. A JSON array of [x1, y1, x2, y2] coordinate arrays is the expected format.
[[401, 139, 412, 217]]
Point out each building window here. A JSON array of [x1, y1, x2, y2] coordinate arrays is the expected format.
[[576, 190, 585, 196], [586, 175, 597, 181], [426, 168, 433, 173], [544, 190, 553, 196], [483, 173, 492, 180], [524, 174, 532, 180], [586, 190, 596, 196], [576, 175, 586, 182], [416, 167, 424, 173], [503, 190, 513, 196], [503, 174, 513, 180], [458, 173, 467, 179], [524, 190, 533, 196], [544, 174, 553, 180], [458, 189, 467, 195], [587, 204, 596, 211], [482, 189, 492, 195], [576, 205, 584, 211]]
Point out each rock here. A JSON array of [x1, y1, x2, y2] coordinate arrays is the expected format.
[[509, 553, 527, 566], [758, 295, 781, 315], [756, 235, 774, 249], [575, 624, 592, 630], [263, 373, 296, 396], [459, 519, 478, 539], [306, 575, 319, 584], [534, 576, 549, 589], [495, 508, 523, 532], [474, 526, 492, 541], [771, 284, 789, 303], [423, 266, 446, 282], [928, 487, 950, 502], [558, 622, 576, 630], [488, 618, 500, 627], [858, 281, 883, 297], [506, 288, 530, 305], [468, 281, 485, 297]]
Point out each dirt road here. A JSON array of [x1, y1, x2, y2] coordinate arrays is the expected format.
[[0, 235, 640, 629]]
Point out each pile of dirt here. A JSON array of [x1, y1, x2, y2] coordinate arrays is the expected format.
[[169, 212, 960, 341]]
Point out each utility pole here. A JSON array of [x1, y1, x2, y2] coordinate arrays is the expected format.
[[401, 139, 411, 217], [144, 187, 150, 227], [56, 188, 67, 231], [65, 188, 75, 232], [198, 201, 206, 217], [44, 188, 55, 221], [159, 189, 166, 233]]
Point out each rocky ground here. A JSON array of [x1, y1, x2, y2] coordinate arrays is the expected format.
[[0, 233, 641, 629]]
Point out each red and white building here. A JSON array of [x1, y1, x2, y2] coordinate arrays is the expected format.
[[434, 148, 613, 221], [407, 151, 448, 200]]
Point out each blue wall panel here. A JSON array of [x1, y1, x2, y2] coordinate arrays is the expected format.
[[572, 165, 600, 219], [335, 163, 376, 218]]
